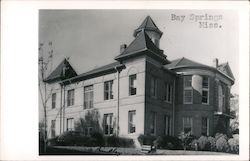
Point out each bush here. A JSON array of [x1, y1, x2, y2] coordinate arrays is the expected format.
[[190, 139, 198, 151], [178, 132, 197, 150], [105, 136, 134, 148], [138, 134, 157, 146], [197, 136, 211, 151], [91, 132, 105, 146], [228, 134, 239, 154], [156, 135, 182, 150], [215, 133, 230, 152], [207, 136, 216, 151]]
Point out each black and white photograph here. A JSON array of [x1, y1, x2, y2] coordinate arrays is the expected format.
[[39, 10, 239, 155], [1, 1, 249, 160]]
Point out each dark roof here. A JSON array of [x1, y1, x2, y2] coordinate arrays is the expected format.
[[45, 59, 77, 83], [217, 62, 235, 80], [165, 57, 235, 83], [133, 16, 163, 37], [115, 31, 169, 64], [165, 57, 209, 69], [63, 61, 125, 84]]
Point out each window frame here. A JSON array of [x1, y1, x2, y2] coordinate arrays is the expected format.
[[84, 85, 94, 109], [164, 115, 171, 136], [104, 80, 114, 100], [52, 93, 56, 109], [129, 74, 137, 96], [165, 83, 173, 103], [51, 120, 56, 138], [183, 117, 193, 134], [67, 89, 75, 107], [128, 110, 136, 134], [201, 117, 209, 136], [183, 76, 193, 104], [150, 112, 156, 135], [202, 77, 209, 105], [66, 118, 74, 131], [151, 76, 157, 98], [103, 113, 113, 135]]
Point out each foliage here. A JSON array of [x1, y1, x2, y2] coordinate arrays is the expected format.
[[178, 132, 197, 150], [197, 136, 211, 151], [215, 133, 230, 152], [105, 136, 134, 148], [190, 139, 199, 151], [138, 134, 157, 146], [74, 110, 102, 134], [207, 136, 216, 151], [228, 134, 239, 154], [91, 132, 105, 146], [156, 135, 183, 150]]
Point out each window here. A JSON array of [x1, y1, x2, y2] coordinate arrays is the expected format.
[[128, 110, 136, 133], [51, 120, 56, 138], [103, 113, 113, 135], [183, 117, 193, 134], [151, 76, 157, 97], [52, 93, 56, 109], [66, 118, 74, 131], [84, 85, 93, 109], [150, 112, 156, 135], [165, 115, 171, 135], [67, 89, 74, 106], [129, 74, 137, 95], [84, 127, 93, 136], [201, 117, 209, 136], [218, 84, 226, 112], [202, 77, 209, 104], [104, 80, 113, 100], [165, 83, 172, 103], [183, 76, 193, 104]]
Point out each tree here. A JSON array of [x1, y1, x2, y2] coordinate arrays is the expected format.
[[230, 94, 239, 134], [39, 41, 54, 152]]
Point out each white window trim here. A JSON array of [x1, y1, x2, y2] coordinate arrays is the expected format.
[[104, 80, 114, 100], [183, 117, 193, 134], [129, 74, 137, 96], [165, 83, 173, 103], [183, 76, 193, 104], [67, 89, 75, 107], [202, 77, 209, 105], [84, 85, 94, 109], [151, 76, 157, 98], [103, 113, 113, 136], [128, 110, 136, 134]]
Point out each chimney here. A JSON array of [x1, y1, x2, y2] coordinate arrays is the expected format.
[[213, 58, 219, 68], [120, 44, 127, 54]]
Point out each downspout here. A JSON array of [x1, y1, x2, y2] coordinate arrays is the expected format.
[[172, 76, 176, 136], [60, 83, 63, 135], [63, 85, 66, 132], [115, 66, 121, 136]]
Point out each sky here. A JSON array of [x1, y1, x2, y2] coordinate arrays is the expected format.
[[39, 10, 239, 94]]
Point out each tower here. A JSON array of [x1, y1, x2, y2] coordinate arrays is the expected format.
[[133, 16, 163, 48]]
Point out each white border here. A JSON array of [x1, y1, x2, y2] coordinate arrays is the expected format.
[[1, 1, 249, 160]]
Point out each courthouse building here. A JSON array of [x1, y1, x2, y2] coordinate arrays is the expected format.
[[44, 16, 235, 142]]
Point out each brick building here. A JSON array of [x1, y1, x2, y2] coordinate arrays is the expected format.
[[43, 16, 235, 143]]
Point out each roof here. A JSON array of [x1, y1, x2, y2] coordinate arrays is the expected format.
[[115, 31, 169, 64], [63, 61, 125, 84], [217, 62, 235, 80], [165, 57, 235, 83], [165, 57, 209, 69], [133, 16, 163, 37], [45, 59, 77, 83]]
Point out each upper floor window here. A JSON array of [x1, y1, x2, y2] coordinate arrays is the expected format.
[[84, 85, 93, 109], [104, 80, 114, 100], [67, 89, 74, 106], [52, 93, 56, 109], [151, 76, 157, 97], [66, 118, 74, 131], [202, 77, 209, 104], [128, 110, 136, 133], [218, 84, 226, 112], [165, 83, 172, 103], [103, 113, 113, 135], [183, 76, 192, 104], [183, 117, 193, 134], [129, 74, 137, 96]]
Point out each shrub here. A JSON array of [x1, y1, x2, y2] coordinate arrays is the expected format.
[[138, 134, 157, 146], [228, 134, 239, 154], [91, 132, 105, 146], [207, 136, 216, 151], [197, 136, 211, 151], [215, 133, 230, 152], [105, 136, 134, 148], [190, 139, 198, 151], [178, 132, 197, 150], [156, 135, 182, 150]]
